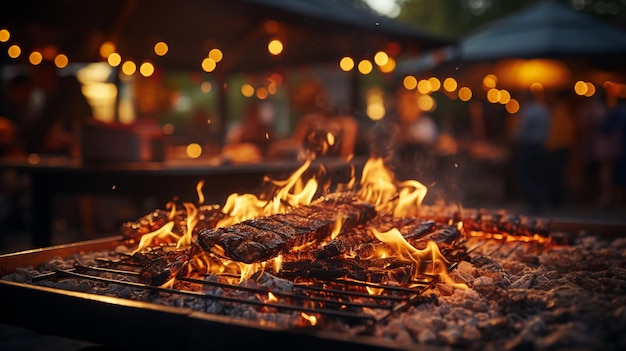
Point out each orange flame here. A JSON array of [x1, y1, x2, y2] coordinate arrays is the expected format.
[[161, 277, 176, 289], [176, 202, 198, 249], [132, 222, 179, 254], [358, 158, 427, 217], [371, 228, 468, 290], [301, 312, 318, 326], [196, 180, 205, 205], [217, 158, 319, 227]]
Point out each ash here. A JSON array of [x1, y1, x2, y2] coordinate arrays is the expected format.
[[3, 235, 626, 350]]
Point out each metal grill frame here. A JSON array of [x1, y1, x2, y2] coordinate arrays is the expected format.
[[0, 236, 442, 351]]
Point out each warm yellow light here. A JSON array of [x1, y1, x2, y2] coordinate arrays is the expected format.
[[8, 45, 21, 58], [54, 54, 68, 68], [443, 77, 457, 92], [428, 77, 441, 91], [256, 87, 269, 99], [200, 81, 212, 93], [208, 48, 223, 62], [483, 74, 497, 89], [498, 89, 511, 104], [154, 42, 168, 56], [506, 99, 520, 114], [186, 143, 202, 158], [374, 51, 389, 66], [339, 57, 354, 71], [99, 41, 116, 58], [268, 39, 283, 55], [201, 58, 216, 72], [241, 83, 254, 97], [0, 29, 10, 42], [358, 60, 373, 74], [29, 51, 43, 65], [403, 75, 417, 90], [574, 80, 587, 95], [379, 57, 396, 73], [107, 53, 121, 67], [121, 60, 136, 75], [139, 62, 155, 77], [458, 87, 472, 101], [367, 102, 385, 121], [584, 82, 596, 97], [487, 88, 501, 103], [417, 94, 435, 112], [417, 79, 431, 94]]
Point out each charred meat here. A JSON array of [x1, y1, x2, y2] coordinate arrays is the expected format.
[[197, 193, 377, 263]]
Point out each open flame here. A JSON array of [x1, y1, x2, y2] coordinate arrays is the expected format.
[[358, 157, 428, 217], [371, 228, 468, 290], [129, 156, 476, 288]]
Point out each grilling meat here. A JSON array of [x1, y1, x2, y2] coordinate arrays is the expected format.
[[138, 249, 190, 286], [197, 193, 377, 263], [121, 209, 175, 240]]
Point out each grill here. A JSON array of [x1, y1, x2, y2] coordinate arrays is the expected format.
[[2, 217, 624, 350], [0, 235, 450, 350]]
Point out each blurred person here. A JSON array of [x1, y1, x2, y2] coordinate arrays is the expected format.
[[602, 95, 626, 206], [223, 101, 276, 163], [291, 90, 357, 159], [577, 91, 618, 208], [393, 88, 439, 184], [226, 101, 275, 157], [0, 75, 35, 240], [26, 62, 93, 156], [0, 74, 34, 156], [513, 90, 551, 214], [544, 90, 577, 209]]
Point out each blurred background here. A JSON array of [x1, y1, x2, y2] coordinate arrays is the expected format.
[[1, 0, 625, 254]]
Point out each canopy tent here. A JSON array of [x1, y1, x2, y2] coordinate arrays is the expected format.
[[396, 0, 626, 92], [459, 0, 626, 62], [0, 0, 450, 74]]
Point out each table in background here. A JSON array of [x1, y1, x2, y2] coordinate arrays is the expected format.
[[1, 156, 362, 248]]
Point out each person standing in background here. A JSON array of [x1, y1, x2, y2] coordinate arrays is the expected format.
[[577, 91, 618, 208], [513, 90, 551, 214], [544, 90, 577, 209], [0, 74, 33, 156], [26, 62, 92, 157], [602, 95, 626, 206]]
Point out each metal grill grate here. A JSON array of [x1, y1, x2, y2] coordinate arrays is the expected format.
[[29, 252, 441, 326]]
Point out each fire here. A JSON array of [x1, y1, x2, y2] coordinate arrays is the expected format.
[[132, 222, 179, 254], [176, 202, 198, 249], [358, 157, 428, 217], [130, 155, 472, 289], [217, 158, 318, 227], [371, 228, 468, 290], [300, 312, 318, 326]]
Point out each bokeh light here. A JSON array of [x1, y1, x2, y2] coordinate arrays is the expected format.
[[339, 57, 354, 71], [154, 42, 168, 56], [107, 53, 121, 67], [358, 60, 373, 74], [403, 75, 417, 90]]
